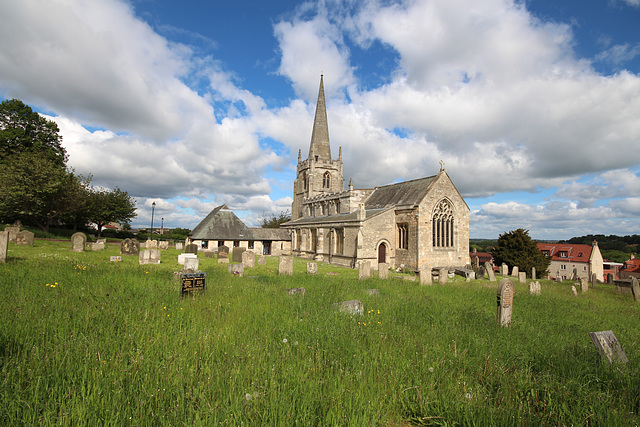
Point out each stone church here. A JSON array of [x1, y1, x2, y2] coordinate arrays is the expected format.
[[281, 76, 470, 272]]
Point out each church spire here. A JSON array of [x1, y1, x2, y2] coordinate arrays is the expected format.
[[308, 74, 332, 162]]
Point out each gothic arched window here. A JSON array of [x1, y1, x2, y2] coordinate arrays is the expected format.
[[432, 200, 455, 248], [302, 172, 308, 190], [323, 172, 331, 188]]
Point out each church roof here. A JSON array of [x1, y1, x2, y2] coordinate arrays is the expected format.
[[308, 74, 332, 162], [189, 205, 290, 241], [282, 208, 391, 227], [364, 175, 438, 209]]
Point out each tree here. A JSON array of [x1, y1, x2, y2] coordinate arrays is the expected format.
[[491, 228, 550, 278], [85, 187, 137, 238], [0, 151, 86, 232], [260, 210, 291, 228], [0, 99, 67, 166]]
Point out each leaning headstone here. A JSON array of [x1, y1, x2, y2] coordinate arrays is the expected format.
[[278, 256, 293, 276], [335, 299, 364, 316], [631, 277, 640, 302], [218, 245, 229, 259], [511, 266, 519, 278], [158, 241, 169, 250], [228, 263, 244, 277], [529, 281, 541, 295], [286, 287, 305, 296], [501, 263, 509, 276], [589, 331, 628, 365], [146, 239, 158, 249], [496, 278, 514, 327], [121, 238, 140, 255], [307, 262, 318, 275], [438, 268, 448, 284], [257, 255, 266, 265], [485, 262, 496, 282], [419, 268, 432, 285], [531, 267, 536, 281], [378, 263, 389, 280], [15, 230, 35, 246], [184, 243, 198, 254], [184, 257, 199, 271], [242, 251, 255, 268], [580, 278, 589, 293], [0, 231, 8, 263], [232, 247, 245, 263], [571, 285, 578, 296], [70, 232, 87, 252], [175, 242, 183, 251], [358, 260, 372, 279], [139, 249, 161, 264], [5, 226, 20, 243], [518, 272, 526, 284]]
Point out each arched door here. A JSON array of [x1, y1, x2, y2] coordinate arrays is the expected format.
[[378, 243, 386, 264]]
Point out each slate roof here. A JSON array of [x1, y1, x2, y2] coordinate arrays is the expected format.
[[364, 175, 437, 209], [537, 243, 594, 263], [281, 208, 391, 227], [189, 204, 290, 241]]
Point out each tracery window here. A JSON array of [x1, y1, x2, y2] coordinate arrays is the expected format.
[[432, 200, 454, 248], [323, 172, 331, 188], [397, 223, 408, 249]]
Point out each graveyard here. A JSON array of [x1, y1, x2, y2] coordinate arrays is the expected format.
[[1, 238, 640, 425]]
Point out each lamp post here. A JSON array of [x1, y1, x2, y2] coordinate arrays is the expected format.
[[150, 201, 156, 240], [161, 218, 164, 237]]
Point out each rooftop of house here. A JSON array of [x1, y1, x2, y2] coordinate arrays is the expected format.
[[537, 243, 594, 263]]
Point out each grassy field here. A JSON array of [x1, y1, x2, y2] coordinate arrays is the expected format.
[[1, 240, 639, 426]]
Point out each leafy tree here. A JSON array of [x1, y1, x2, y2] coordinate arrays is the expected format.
[[0, 99, 67, 166], [491, 228, 550, 278], [0, 151, 86, 232], [260, 210, 291, 228], [86, 187, 137, 238]]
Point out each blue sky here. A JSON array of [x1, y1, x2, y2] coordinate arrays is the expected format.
[[1, 0, 639, 240]]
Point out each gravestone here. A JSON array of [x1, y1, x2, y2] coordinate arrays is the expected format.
[[589, 331, 628, 365], [139, 249, 161, 264], [180, 272, 206, 296], [438, 268, 448, 284], [184, 243, 198, 254], [607, 274, 613, 284], [477, 265, 485, 279], [286, 287, 305, 296], [218, 245, 229, 259], [631, 277, 640, 302], [232, 247, 245, 263], [364, 289, 380, 296], [358, 260, 372, 279], [184, 257, 199, 271], [204, 251, 215, 258], [473, 256, 480, 272], [496, 278, 514, 327], [257, 255, 267, 265], [158, 241, 169, 250], [571, 285, 578, 296], [580, 278, 589, 293], [70, 232, 87, 252], [511, 266, 519, 278], [5, 226, 20, 243], [335, 299, 364, 316], [591, 273, 597, 289], [572, 268, 578, 281], [0, 231, 8, 263], [146, 239, 158, 249], [91, 242, 105, 251], [242, 251, 255, 268], [501, 263, 509, 276], [485, 262, 496, 282], [121, 238, 140, 255], [175, 242, 183, 250], [15, 230, 34, 246], [278, 256, 293, 276], [228, 263, 244, 277], [531, 267, 536, 280], [218, 257, 229, 264], [307, 262, 318, 274], [378, 263, 389, 280], [110, 256, 122, 262], [518, 272, 526, 283], [529, 281, 541, 295], [178, 253, 197, 265], [419, 267, 431, 285], [556, 275, 563, 283]]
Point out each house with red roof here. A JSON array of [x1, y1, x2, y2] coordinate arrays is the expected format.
[[619, 256, 640, 280], [536, 241, 603, 282]]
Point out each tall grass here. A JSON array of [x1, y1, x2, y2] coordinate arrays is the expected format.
[[1, 240, 639, 425]]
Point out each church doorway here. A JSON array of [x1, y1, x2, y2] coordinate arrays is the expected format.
[[262, 241, 271, 255], [378, 243, 387, 264]]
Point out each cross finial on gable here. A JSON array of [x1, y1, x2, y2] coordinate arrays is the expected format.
[[439, 160, 445, 171]]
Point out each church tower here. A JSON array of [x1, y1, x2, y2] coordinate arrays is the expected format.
[[292, 75, 344, 220]]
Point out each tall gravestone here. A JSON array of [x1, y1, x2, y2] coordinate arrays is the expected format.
[[16, 230, 34, 246], [531, 267, 536, 280], [607, 273, 613, 284], [631, 277, 640, 302], [518, 272, 526, 284], [358, 260, 372, 279], [591, 273, 597, 289], [242, 251, 255, 268], [121, 238, 140, 255], [279, 256, 293, 276], [5, 226, 20, 243], [419, 268, 432, 285], [139, 249, 161, 264], [580, 278, 589, 293], [257, 255, 267, 265], [0, 231, 8, 263], [511, 266, 519, 278], [501, 263, 509, 276], [497, 278, 514, 327], [218, 245, 229, 259], [485, 262, 496, 282], [184, 243, 198, 254], [232, 247, 245, 263], [70, 232, 87, 252], [379, 263, 389, 280]]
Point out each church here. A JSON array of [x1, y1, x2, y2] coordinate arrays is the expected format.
[[281, 76, 470, 272]]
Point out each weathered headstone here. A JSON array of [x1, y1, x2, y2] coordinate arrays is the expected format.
[[139, 249, 161, 264], [571, 285, 578, 296], [15, 230, 34, 246], [184, 257, 199, 271], [91, 242, 105, 251], [307, 262, 318, 274], [110, 256, 122, 262], [242, 251, 255, 268], [518, 272, 526, 284], [218, 257, 229, 264], [218, 245, 229, 259], [180, 272, 206, 296], [278, 256, 293, 276], [378, 263, 389, 280], [146, 239, 158, 249], [485, 262, 496, 282], [286, 287, 305, 296], [591, 273, 597, 289], [178, 253, 197, 265], [204, 251, 215, 258], [419, 268, 432, 285], [228, 263, 244, 277], [257, 255, 267, 265], [511, 266, 519, 278], [121, 238, 140, 255], [531, 267, 536, 281], [477, 265, 485, 279], [589, 330, 628, 365], [158, 241, 169, 250], [496, 278, 514, 327], [473, 256, 480, 272], [232, 247, 245, 263], [358, 260, 372, 279], [70, 232, 87, 252], [184, 243, 198, 254], [5, 226, 20, 243], [0, 231, 8, 263], [501, 263, 509, 276], [528, 281, 541, 295], [580, 278, 589, 293], [631, 277, 640, 302], [175, 242, 183, 250], [438, 268, 448, 284], [607, 273, 613, 284], [335, 299, 364, 315]]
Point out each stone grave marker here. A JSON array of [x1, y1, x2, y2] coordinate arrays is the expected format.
[[218, 245, 229, 259], [497, 278, 514, 327], [286, 287, 305, 296], [571, 285, 578, 296], [485, 262, 496, 282], [0, 231, 8, 263], [591, 273, 597, 289], [158, 241, 169, 250], [146, 239, 158, 249], [242, 251, 255, 268], [358, 260, 372, 279], [589, 331, 628, 365], [139, 249, 161, 265], [531, 267, 536, 280], [121, 238, 140, 255], [232, 247, 245, 263], [511, 266, 519, 278], [228, 263, 244, 277], [580, 278, 589, 293], [607, 273, 613, 284], [175, 242, 183, 250], [178, 253, 197, 265], [218, 257, 229, 264], [15, 230, 34, 246], [378, 263, 389, 280], [438, 268, 448, 284], [184, 257, 199, 271], [91, 241, 105, 251], [419, 268, 432, 285], [71, 232, 87, 252], [335, 299, 364, 315], [518, 272, 526, 284], [184, 243, 198, 254], [528, 281, 541, 295], [307, 262, 318, 274], [257, 255, 266, 265], [110, 256, 122, 262], [5, 226, 20, 243], [180, 272, 206, 296], [477, 265, 485, 279], [278, 256, 293, 276], [631, 277, 640, 302], [204, 251, 215, 258], [501, 263, 509, 276]]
